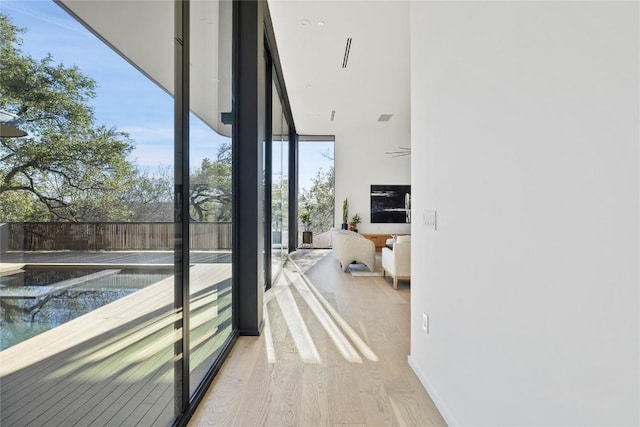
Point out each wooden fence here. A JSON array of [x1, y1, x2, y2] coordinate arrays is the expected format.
[[6, 222, 232, 251]]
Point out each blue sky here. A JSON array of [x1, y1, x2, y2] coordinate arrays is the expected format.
[[1, 0, 333, 190]]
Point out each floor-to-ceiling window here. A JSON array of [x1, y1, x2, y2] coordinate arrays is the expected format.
[[188, 0, 234, 398], [0, 1, 235, 425], [270, 69, 291, 282], [271, 78, 284, 280], [298, 137, 335, 248], [281, 121, 289, 256]]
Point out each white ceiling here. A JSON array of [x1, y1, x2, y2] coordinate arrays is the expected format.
[[58, 0, 409, 141], [267, 0, 410, 137], [59, 0, 233, 138]]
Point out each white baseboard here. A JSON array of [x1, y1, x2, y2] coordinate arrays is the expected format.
[[408, 355, 458, 427]]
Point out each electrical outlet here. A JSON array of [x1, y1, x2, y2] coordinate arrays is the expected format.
[[422, 312, 429, 334]]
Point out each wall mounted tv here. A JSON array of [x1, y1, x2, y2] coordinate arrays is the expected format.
[[370, 185, 411, 223]]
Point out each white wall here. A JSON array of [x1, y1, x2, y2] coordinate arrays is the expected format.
[[334, 127, 411, 235], [409, 2, 639, 426]]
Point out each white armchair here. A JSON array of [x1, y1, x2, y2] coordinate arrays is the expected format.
[[331, 229, 376, 272], [381, 235, 411, 289]]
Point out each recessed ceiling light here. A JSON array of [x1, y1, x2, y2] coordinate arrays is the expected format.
[[301, 19, 310, 26], [317, 21, 325, 26]]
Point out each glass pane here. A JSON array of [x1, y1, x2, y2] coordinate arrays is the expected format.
[[281, 121, 289, 255], [271, 80, 284, 280], [0, 1, 176, 425], [188, 0, 234, 396], [298, 139, 335, 248]]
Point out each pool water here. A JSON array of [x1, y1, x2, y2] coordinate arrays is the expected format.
[[0, 268, 171, 350]]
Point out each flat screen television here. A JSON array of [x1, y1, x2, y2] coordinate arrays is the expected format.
[[370, 185, 411, 223]]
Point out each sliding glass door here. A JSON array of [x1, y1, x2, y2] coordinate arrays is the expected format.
[[188, 0, 235, 398], [0, 1, 235, 425], [270, 69, 291, 282]]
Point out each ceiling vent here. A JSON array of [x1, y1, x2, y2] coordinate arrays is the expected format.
[[377, 114, 393, 122], [342, 38, 352, 68], [330, 110, 336, 121]]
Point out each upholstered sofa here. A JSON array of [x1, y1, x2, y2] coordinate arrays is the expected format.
[[331, 229, 376, 272], [381, 235, 411, 289]]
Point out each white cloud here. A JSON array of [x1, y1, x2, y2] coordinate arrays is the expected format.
[[121, 125, 173, 142]]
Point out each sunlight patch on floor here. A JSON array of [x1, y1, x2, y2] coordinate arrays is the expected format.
[[262, 254, 378, 364], [274, 282, 322, 364], [263, 304, 276, 363], [288, 258, 378, 362]]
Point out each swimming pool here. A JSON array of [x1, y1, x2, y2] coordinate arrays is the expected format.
[[0, 266, 172, 350]]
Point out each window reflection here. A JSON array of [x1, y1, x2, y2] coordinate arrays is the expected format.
[[188, 0, 234, 398]]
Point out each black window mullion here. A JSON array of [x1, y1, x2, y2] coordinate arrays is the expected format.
[[174, 0, 190, 417]]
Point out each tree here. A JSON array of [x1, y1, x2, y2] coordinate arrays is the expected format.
[[0, 13, 135, 222], [189, 142, 232, 222], [299, 164, 334, 233], [119, 166, 173, 221], [0, 189, 48, 222]]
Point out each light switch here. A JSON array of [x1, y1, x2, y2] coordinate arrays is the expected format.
[[423, 210, 437, 231]]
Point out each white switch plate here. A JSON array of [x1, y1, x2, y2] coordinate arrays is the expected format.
[[423, 210, 437, 231]]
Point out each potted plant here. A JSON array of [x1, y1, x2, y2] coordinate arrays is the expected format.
[[300, 205, 313, 246], [349, 213, 362, 232], [341, 198, 349, 230]]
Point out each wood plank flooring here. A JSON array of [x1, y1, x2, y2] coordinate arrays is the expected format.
[[190, 250, 446, 427]]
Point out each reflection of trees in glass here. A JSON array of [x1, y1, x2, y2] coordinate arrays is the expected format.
[[1, 289, 129, 324], [1, 288, 130, 349], [0, 13, 136, 222], [1, 290, 88, 323]]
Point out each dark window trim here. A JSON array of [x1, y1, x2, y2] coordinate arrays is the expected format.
[[234, 0, 265, 337], [179, 0, 299, 423], [174, 0, 239, 425], [174, 0, 191, 416], [264, 3, 297, 255], [264, 50, 273, 290], [289, 132, 299, 251]]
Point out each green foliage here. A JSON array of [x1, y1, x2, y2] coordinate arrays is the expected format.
[[299, 200, 313, 231], [0, 190, 48, 221], [119, 166, 173, 221], [351, 213, 361, 225], [0, 12, 135, 222], [189, 142, 232, 222], [299, 165, 335, 233]]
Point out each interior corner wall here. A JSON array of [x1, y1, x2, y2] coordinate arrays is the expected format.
[[334, 128, 411, 235], [409, 2, 639, 426]]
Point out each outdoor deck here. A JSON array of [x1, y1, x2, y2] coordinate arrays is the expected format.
[[0, 252, 232, 427]]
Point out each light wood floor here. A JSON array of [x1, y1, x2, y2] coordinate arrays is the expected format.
[[190, 250, 446, 426]]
